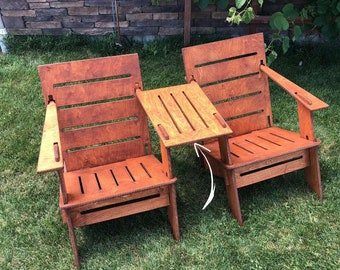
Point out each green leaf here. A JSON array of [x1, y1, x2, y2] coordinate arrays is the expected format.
[[228, 7, 237, 16], [216, 0, 230, 10], [272, 33, 281, 40], [235, 0, 246, 9], [301, 8, 308, 20], [293, 25, 302, 42], [337, 2, 340, 12], [242, 7, 255, 24], [270, 12, 289, 31], [198, 0, 210, 10], [283, 3, 299, 20], [258, 0, 264, 7], [321, 24, 339, 39], [336, 16, 340, 26], [234, 14, 242, 25], [226, 7, 237, 24], [317, 2, 329, 15], [282, 36, 290, 54], [267, 50, 278, 66], [314, 15, 328, 27]]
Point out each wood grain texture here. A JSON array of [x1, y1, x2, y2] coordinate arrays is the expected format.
[[137, 82, 232, 148], [182, 33, 328, 225], [260, 65, 329, 111], [37, 101, 63, 173], [183, 33, 272, 136], [37, 54, 180, 268]]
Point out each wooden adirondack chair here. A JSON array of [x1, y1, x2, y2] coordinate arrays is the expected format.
[[182, 33, 328, 225], [36, 54, 180, 268]]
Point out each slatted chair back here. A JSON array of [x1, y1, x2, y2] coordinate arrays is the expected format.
[[182, 33, 272, 136], [37, 54, 180, 268], [182, 33, 328, 225], [38, 54, 150, 172]]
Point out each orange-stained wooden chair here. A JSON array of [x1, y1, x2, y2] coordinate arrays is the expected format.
[[36, 54, 179, 268], [182, 33, 328, 225]]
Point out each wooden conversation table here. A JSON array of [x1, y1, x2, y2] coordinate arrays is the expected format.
[[136, 81, 233, 163]]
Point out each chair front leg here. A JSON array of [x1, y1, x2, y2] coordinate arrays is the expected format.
[[225, 170, 243, 225], [168, 184, 180, 241], [65, 210, 80, 269]]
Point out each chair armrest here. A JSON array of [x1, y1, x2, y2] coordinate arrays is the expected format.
[[37, 101, 63, 173], [260, 65, 328, 141], [260, 65, 329, 111]]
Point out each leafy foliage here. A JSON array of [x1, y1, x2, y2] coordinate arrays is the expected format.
[[195, 0, 339, 64], [311, 0, 340, 39], [226, 0, 256, 24]]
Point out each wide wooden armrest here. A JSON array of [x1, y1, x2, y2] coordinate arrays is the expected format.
[[260, 65, 329, 111], [37, 101, 63, 173]]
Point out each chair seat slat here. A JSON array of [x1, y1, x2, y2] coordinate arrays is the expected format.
[[205, 127, 319, 169], [62, 155, 176, 209]]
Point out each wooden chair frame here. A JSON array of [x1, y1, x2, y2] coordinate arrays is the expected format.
[[37, 54, 179, 268], [182, 33, 328, 225]]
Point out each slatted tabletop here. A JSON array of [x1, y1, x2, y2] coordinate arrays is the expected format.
[[136, 82, 232, 148]]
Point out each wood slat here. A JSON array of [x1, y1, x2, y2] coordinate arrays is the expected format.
[[202, 74, 270, 103], [224, 112, 269, 136], [138, 90, 180, 139], [125, 157, 172, 186], [58, 98, 142, 129], [182, 33, 266, 74], [193, 54, 261, 86], [53, 78, 138, 107], [66, 186, 168, 213], [157, 90, 195, 133], [179, 84, 226, 129], [234, 133, 284, 151], [235, 149, 310, 188], [94, 169, 118, 191], [216, 92, 268, 119], [70, 193, 170, 227], [231, 140, 265, 155], [253, 129, 297, 147], [124, 161, 151, 180], [205, 127, 320, 169], [60, 119, 143, 150], [78, 173, 100, 195], [39, 54, 142, 105], [62, 155, 176, 208], [64, 139, 146, 171], [47, 55, 140, 83], [166, 89, 208, 131]]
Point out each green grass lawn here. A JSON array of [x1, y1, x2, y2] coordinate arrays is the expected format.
[[0, 35, 339, 269]]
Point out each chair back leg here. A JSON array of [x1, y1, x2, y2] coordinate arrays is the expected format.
[[305, 147, 323, 199]]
